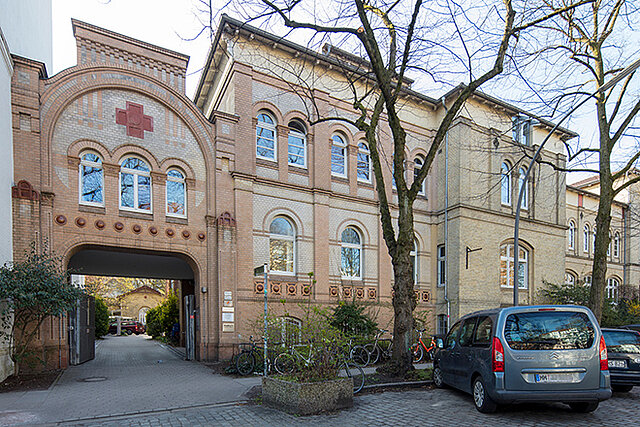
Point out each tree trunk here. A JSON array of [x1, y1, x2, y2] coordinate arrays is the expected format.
[[589, 182, 613, 322]]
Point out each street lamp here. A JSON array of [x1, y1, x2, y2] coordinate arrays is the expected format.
[[512, 57, 640, 306]]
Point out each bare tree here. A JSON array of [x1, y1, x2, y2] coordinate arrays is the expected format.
[[509, 0, 640, 322], [198, 0, 591, 375]]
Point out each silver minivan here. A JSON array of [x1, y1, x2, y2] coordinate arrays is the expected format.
[[433, 305, 611, 413]]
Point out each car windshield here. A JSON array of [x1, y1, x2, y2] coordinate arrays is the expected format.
[[504, 311, 595, 350], [603, 331, 640, 354]]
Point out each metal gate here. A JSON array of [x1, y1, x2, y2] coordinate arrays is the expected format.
[[69, 295, 95, 365], [184, 294, 195, 360]]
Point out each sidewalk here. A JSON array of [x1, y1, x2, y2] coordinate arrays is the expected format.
[[0, 335, 257, 426]]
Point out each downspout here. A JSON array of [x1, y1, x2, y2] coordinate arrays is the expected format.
[[441, 97, 450, 329]]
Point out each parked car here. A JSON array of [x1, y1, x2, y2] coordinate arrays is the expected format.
[[621, 324, 640, 333], [433, 305, 611, 413], [601, 328, 640, 392], [108, 319, 145, 335]]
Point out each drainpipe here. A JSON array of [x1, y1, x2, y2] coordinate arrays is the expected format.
[[441, 97, 450, 329]]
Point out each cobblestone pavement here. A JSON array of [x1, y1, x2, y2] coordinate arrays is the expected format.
[[0, 335, 257, 426], [62, 385, 639, 427]]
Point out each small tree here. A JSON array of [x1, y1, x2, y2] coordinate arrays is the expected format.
[[146, 293, 180, 342], [330, 301, 377, 338], [94, 297, 109, 338], [0, 244, 83, 374]]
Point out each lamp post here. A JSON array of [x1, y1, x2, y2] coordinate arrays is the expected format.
[[513, 58, 640, 306]]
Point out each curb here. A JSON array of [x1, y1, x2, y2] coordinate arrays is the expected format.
[[361, 380, 432, 391], [52, 400, 251, 425]]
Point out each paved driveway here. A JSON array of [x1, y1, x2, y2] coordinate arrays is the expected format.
[[71, 386, 639, 426], [0, 335, 258, 426]]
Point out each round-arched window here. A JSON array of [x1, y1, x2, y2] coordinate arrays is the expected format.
[[331, 134, 347, 177], [269, 217, 295, 274], [166, 169, 186, 217], [257, 112, 277, 161], [120, 157, 151, 211], [341, 226, 362, 279], [80, 152, 104, 206]]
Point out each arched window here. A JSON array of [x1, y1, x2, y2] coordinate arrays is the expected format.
[[331, 134, 347, 177], [79, 152, 104, 206], [607, 230, 612, 256], [288, 120, 306, 167], [567, 220, 576, 250], [120, 157, 151, 212], [592, 226, 597, 254], [565, 271, 576, 286], [499, 243, 528, 289], [583, 224, 590, 253], [341, 226, 362, 279], [583, 275, 592, 286], [357, 142, 371, 182], [138, 307, 150, 324], [166, 169, 186, 217], [501, 162, 511, 206], [256, 112, 277, 161], [414, 156, 426, 196], [614, 232, 620, 258], [410, 240, 418, 285], [269, 217, 295, 274], [606, 277, 620, 301], [518, 167, 528, 209], [276, 316, 302, 346]]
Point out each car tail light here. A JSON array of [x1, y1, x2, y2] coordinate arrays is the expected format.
[[492, 336, 504, 372], [538, 308, 556, 311], [599, 335, 608, 371]]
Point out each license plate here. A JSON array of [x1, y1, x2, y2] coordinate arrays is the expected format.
[[609, 359, 627, 369], [535, 373, 574, 383]]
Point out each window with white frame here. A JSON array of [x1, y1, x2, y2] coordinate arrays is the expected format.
[[606, 277, 620, 301], [331, 134, 347, 177], [120, 157, 151, 212], [501, 162, 511, 206], [437, 244, 446, 287], [357, 142, 371, 182], [499, 243, 528, 289], [341, 226, 362, 279], [583, 224, 590, 253], [512, 116, 531, 146], [166, 169, 186, 217], [256, 112, 277, 161], [79, 152, 104, 206], [414, 156, 426, 195], [583, 275, 592, 286], [614, 231, 620, 258], [410, 240, 418, 285], [593, 226, 597, 254], [607, 230, 612, 256], [565, 271, 576, 286], [288, 120, 306, 168], [518, 167, 528, 209], [567, 220, 576, 250], [269, 217, 295, 274], [278, 316, 302, 346]]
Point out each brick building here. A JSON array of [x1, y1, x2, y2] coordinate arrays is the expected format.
[[10, 16, 576, 369]]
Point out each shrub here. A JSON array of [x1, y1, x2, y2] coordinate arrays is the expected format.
[[146, 292, 179, 342], [94, 297, 109, 338], [330, 301, 377, 337]]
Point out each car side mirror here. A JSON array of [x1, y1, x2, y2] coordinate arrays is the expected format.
[[437, 340, 444, 349]]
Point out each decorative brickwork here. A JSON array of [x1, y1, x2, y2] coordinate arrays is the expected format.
[[12, 180, 39, 201]]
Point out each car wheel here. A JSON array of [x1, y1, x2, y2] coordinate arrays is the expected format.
[[612, 384, 633, 393], [472, 376, 497, 413], [569, 401, 599, 413], [433, 365, 444, 388]]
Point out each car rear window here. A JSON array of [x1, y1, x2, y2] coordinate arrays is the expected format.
[[504, 311, 595, 350], [603, 331, 640, 354]]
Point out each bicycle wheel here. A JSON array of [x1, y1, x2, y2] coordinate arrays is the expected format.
[[274, 352, 296, 375], [412, 344, 424, 363], [350, 345, 370, 367], [236, 351, 255, 376], [364, 343, 380, 365], [344, 361, 365, 393]]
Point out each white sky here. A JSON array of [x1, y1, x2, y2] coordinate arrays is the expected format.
[[52, 0, 211, 98]]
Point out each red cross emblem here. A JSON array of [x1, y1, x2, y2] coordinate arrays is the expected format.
[[116, 102, 153, 139]]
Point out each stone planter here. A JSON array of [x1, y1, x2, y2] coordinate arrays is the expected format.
[[262, 376, 353, 415]]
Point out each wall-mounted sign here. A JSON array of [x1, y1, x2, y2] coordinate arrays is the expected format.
[[224, 291, 233, 300], [222, 307, 234, 313], [223, 300, 233, 307], [222, 323, 234, 332], [222, 312, 234, 322]]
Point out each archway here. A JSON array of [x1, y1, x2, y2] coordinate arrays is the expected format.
[[67, 245, 199, 364]]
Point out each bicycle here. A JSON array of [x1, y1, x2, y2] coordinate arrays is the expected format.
[[274, 341, 365, 393], [347, 336, 370, 367], [362, 329, 393, 366], [235, 336, 282, 375], [411, 329, 437, 363]]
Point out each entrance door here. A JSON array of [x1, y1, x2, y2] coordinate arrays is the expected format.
[[69, 295, 95, 365], [184, 294, 195, 361]]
